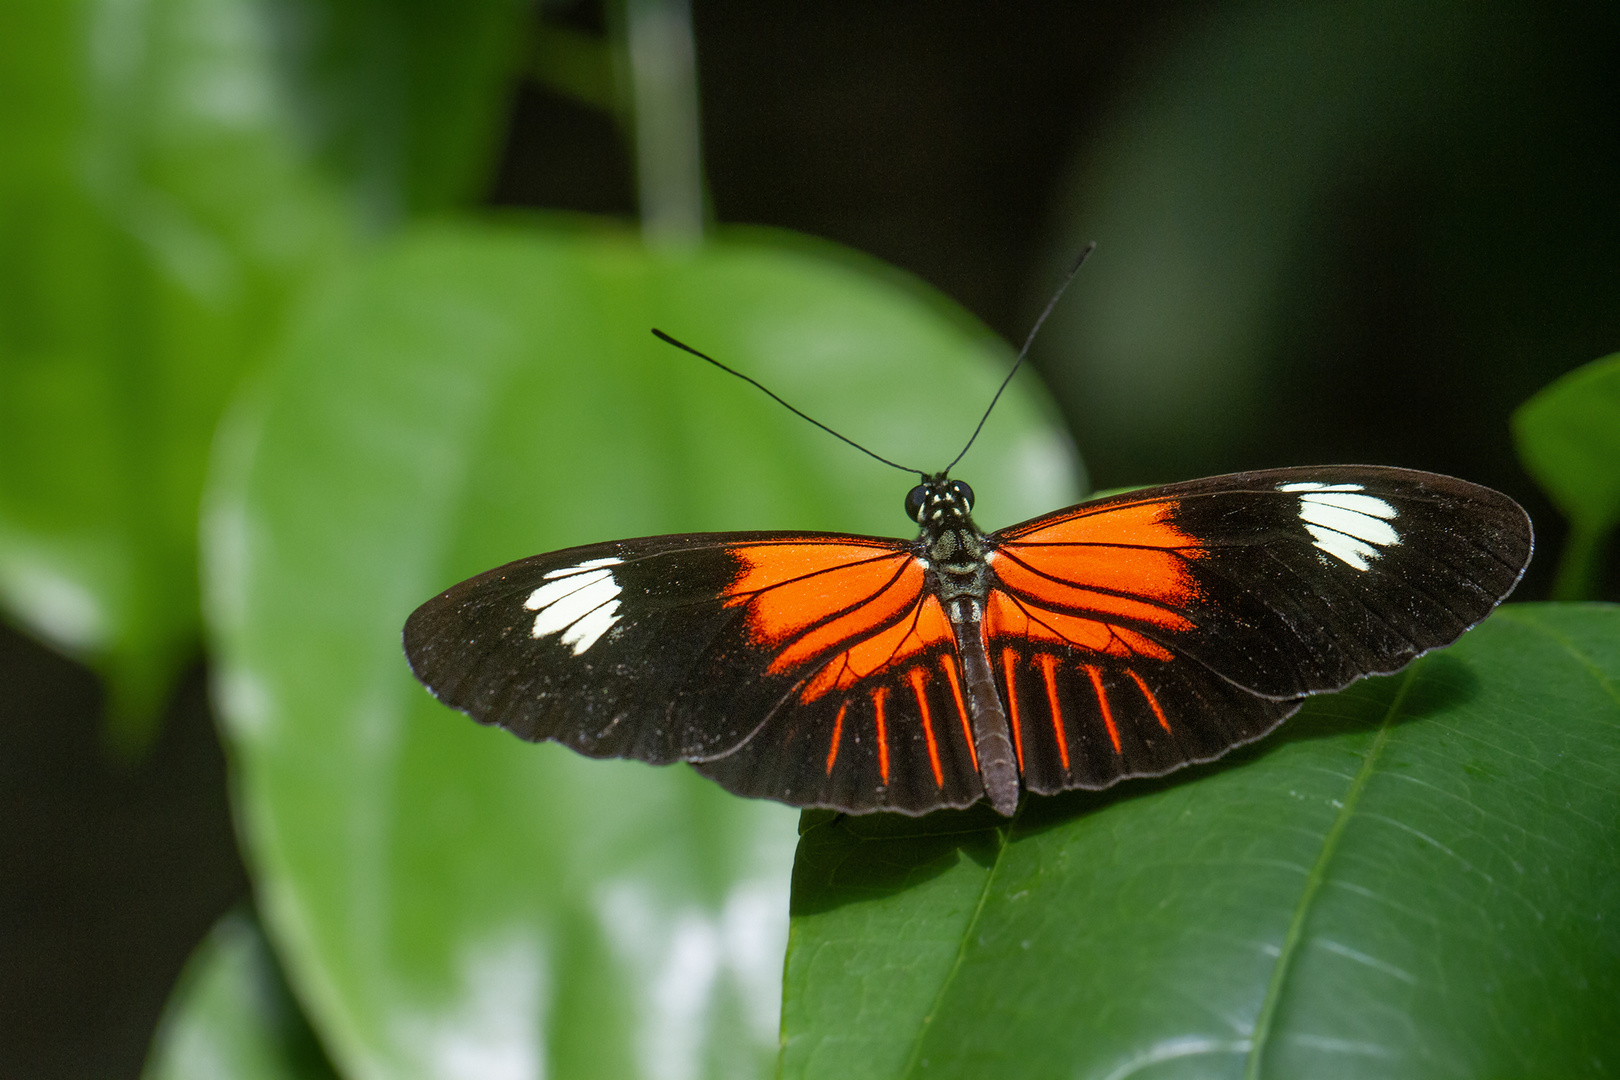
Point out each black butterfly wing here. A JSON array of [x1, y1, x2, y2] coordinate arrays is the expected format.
[[980, 465, 1533, 793], [404, 531, 986, 813]]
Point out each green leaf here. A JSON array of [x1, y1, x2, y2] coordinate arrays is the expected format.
[[782, 603, 1620, 1079], [201, 217, 1081, 1079], [0, 0, 343, 746], [1513, 352, 1620, 599], [145, 912, 339, 1080], [273, 0, 531, 219]]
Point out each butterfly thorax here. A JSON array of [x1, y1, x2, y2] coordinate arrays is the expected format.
[[908, 475, 993, 614]]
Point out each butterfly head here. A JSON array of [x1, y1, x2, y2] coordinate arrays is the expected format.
[[906, 474, 976, 528]]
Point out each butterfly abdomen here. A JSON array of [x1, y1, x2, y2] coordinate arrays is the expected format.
[[945, 596, 1020, 816]]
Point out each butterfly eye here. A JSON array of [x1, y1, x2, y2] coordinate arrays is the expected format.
[[950, 480, 974, 510], [904, 484, 928, 522]]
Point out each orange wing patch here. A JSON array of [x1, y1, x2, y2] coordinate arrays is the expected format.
[[990, 500, 1202, 630], [985, 590, 1173, 661], [723, 542, 922, 673]]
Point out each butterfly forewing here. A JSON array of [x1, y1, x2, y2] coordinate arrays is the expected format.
[[406, 534, 763, 763], [991, 466, 1531, 695]]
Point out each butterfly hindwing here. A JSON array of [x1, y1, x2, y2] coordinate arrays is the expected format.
[[697, 635, 987, 814], [987, 638, 1301, 793]]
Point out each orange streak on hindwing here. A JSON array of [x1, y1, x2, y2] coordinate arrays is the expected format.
[[825, 701, 847, 775], [1085, 664, 1121, 753], [1037, 654, 1070, 771], [909, 668, 945, 788], [1126, 668, 1173, 734], [940, 655, 978, 772], [1001, 647, 1025, 771], [872, 687, 890, 783]]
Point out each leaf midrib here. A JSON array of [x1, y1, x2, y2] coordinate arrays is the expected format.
[[1242, 669, 1416, 1080], [899, 819, 1012, 1078]]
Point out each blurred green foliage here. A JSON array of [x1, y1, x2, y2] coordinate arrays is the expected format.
[[2, 0, 1615, 1077], [1035, 0, 1618, 500], [144, 912, 339, 1080], [1514, 352, 1620, 600], [0, 0, 342, 744], [0, 0, 533, 747], [264, 0, 528, 221]]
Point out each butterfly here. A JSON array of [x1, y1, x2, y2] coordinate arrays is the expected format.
[[403, 458, 1532, 817]]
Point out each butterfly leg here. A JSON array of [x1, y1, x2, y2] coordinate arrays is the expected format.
[[949, 598, 1020, 816]]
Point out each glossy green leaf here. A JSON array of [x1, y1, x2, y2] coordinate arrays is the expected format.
[[202, 217, 1081, 1079], [145, 912, 339, 1080], [1513, 352, 1620, 599], [0, 0, 342, 744], [783, 603, 1620, 1079]]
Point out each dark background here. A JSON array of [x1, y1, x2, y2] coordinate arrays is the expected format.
[[5, 1, 1616, 1075]]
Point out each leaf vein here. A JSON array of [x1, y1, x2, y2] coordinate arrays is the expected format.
[[899, 821, 1011, 1077], [1243, 667, 1416, 1079]]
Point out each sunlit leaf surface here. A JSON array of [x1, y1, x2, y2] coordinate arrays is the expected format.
[[203, 217, 1080, 1080], [783, 604, 1620, 1080]]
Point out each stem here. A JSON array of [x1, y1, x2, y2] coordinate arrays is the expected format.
[[622, 0, 705, 247], [1551, 517, 1612, 601]]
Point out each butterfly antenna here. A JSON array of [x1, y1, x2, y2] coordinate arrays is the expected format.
[[651, 329, 926, 476], [944, 241, 1097, 474]]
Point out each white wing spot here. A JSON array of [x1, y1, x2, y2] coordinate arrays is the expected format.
[[1304, 524, 1378, 571], [1282, 484, 1400, 570], [1298, 499, 1399, 547], [543, 556, 621, 579], [524, 570, 606, 613], [1300, 491, 1397, 520], [561, 602, 619, 654], [524, 557, 624, 653]]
